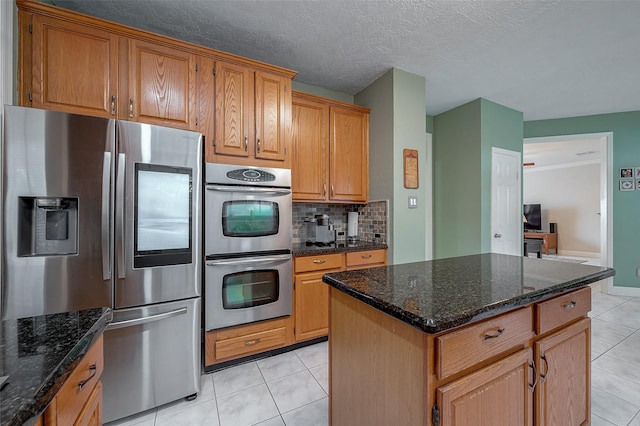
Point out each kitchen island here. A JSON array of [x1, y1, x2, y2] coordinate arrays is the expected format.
[[323, 253, 615, 426], [0, 308, 112, 426]]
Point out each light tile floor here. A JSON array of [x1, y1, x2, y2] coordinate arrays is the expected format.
[[108, 256, 640, 426]]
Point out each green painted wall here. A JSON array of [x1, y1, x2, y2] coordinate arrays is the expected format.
[[291, 81, 354, 104], [433, 98, 523, 258], [355, 68, 428, 265], [525, 111, 640, 289]]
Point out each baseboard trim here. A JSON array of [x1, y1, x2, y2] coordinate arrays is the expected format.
[[606, 283, 640, 297], [557, 250, 600, 258]]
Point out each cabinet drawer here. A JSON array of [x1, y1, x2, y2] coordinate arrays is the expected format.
[[345, 249, 386, 270], [48, 336, 104, 426], [436, 307, 533, 380], [215, 326, 287, 362], [295, 253, 343, 273], [535, 286, 591, 335]]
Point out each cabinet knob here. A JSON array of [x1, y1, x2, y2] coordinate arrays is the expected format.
[[111, 95, 116, 115], [129, 98, 134, 118], [483, 327, 505, 340], [257, 138, 261, 153], [313, 259, 327, 264], [244, 136, 248, 152], [244, 338, 260, 346], [362, 254, 372, 259]]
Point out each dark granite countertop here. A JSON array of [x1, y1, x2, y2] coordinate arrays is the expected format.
[[0, 308, 112, 426], [292, 241, 388, 257], [323, 253, 615, 334]]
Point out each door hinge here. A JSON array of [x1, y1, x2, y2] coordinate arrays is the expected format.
[[28, 91, 32, 102], [195, 63, 199, 72], [29, 23, 32, 34], [432, 405, 440, 426]]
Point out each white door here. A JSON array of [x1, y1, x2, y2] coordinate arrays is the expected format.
[[491, 148, 521, 255]]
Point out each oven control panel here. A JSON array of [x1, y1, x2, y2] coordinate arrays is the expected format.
[[226, 168, 276, 183]]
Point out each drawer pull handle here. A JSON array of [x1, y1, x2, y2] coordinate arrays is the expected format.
[[540, 354, 549, 381], [361, 254, 372, 259], [529, 362, 538, 392], [313, 259, 327, 264], [483, 327, 505, 340], [245, 339, 261, 346], [563, 301, 577, 309], [78, 364, 97, 391]]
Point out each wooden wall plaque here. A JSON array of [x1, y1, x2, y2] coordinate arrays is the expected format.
[[403, 149, 418, 189]]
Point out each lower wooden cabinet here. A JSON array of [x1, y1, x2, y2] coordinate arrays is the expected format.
[[40, 336, 104, 426], [534, 318, 591, 426], [436, 349, 534, 426], [294, 249, 386, 343]]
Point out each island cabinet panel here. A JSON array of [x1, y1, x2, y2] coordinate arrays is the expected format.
[[28, 14, 119, 117], [534, 318, 591, 426], [291, 92, 369, 203], [127, 39, 196, 129], [436, 307, 533, 380], [436, 348, 534, 426]]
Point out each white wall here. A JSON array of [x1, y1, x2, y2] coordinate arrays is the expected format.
[[524, 162, 600, 256]]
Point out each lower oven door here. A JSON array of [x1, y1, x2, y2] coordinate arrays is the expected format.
[[205, 253, 292, 330]]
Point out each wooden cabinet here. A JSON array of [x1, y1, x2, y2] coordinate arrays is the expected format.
[[18, 0, 295, 153], [436, 349, 534, 426], [205, 317, 293, 366], [294, 249, 386, 343], [292, 92, 370, 203], [201, 60, 291, 168], [534, 318, 591, 426], [127, 39, 196, 129], [42, 336, 104, 426], [26, 13, 119, 117], [329, 286, 592, 426], [294, 253, 344, 342], [523, 232, 558, 256]]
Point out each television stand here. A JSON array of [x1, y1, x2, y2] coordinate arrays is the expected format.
[[523, 232, 557, 255]]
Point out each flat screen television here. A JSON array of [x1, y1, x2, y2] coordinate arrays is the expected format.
[[523, 204, 542, 231]]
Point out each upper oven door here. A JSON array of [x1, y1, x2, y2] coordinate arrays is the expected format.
[[204, 184, 292, 255]]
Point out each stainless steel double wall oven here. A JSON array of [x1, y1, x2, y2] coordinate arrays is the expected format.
[[204, 163, 292, 331]]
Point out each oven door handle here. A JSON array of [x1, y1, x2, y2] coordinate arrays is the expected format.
[[206, 254, 292, 266], [205, 185, 291, 196]]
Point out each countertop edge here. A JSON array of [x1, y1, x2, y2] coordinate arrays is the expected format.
[[12, 308, 113, 426], [323, 268, 615, 334], [292, 242, 388, 257]]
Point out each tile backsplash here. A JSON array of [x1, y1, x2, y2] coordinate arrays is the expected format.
[[292, 200, 388, 244]]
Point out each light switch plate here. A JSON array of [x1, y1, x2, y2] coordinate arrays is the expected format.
[[408, 196, 418, 209]]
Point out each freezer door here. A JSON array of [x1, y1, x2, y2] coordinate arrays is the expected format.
[[114, 121, 202, 308], [102, 298, 201, 423], [1, 106, 115, 319]]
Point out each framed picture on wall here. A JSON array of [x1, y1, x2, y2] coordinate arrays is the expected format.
[[620, 168, 633, 178], [620, 179, 634, 191]]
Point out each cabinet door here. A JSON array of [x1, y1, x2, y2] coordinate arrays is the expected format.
[[30, 15, 118, 117], [330, 106, 369, 203], [437, 348, 533, 426], [196, 56, 216, 162], [291, 95, 329, 201], [255, 71, 289, 163], [295, 271, 332, 341], [535, 318, 590, 426], [214, 61, 254, 158], [74, 381, 102, 426], [128, 39, 196, 129]]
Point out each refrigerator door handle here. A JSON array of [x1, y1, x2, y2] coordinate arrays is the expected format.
[[102, 152, 112, 280], [107, 307, 187, 330], [116, 153, 126, 279]]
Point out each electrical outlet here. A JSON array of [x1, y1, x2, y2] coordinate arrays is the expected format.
[[408, 196, 418, 209]]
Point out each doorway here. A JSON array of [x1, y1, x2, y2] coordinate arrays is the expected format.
[[523, 133, 613, 291], [491, 147, 522, 256]]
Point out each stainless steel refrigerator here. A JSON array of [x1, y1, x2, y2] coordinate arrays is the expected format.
[[1, 105, 202, 422]]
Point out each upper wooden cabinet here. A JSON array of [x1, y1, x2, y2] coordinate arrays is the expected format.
[[27, 14, 119, 117], [17, 0, 296, 155], [127, 39, 196, 129], [291, 91, 370, 204]]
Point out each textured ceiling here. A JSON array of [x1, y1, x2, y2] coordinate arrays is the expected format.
[[53, 0, 640, 121]]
